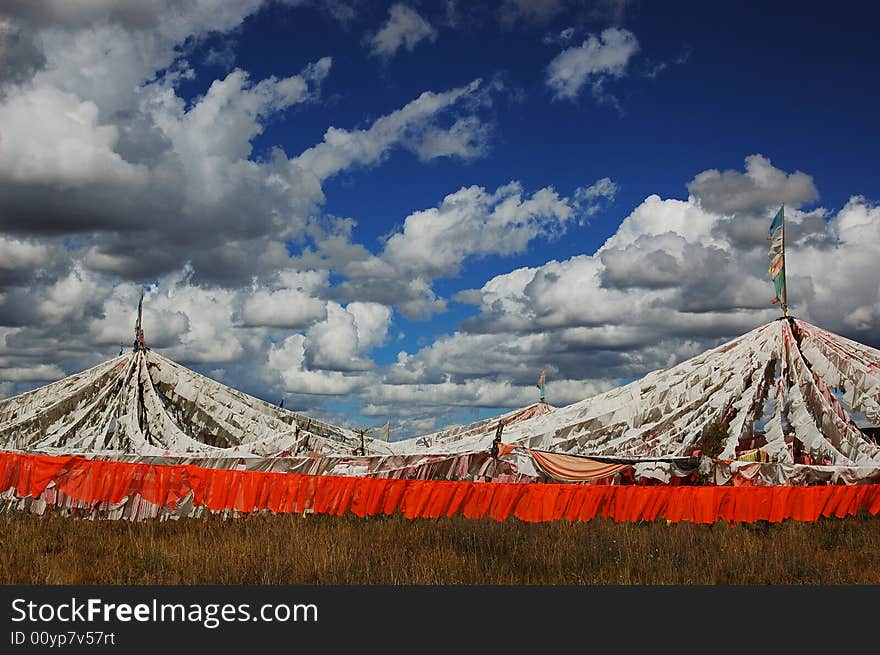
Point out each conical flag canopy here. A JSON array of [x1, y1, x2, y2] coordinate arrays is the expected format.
[[0, 348, 362, 457], [380, 318, 880, 483]]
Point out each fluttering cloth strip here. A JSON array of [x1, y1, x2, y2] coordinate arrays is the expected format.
[[530, 450, 631, 482], [3, 451, 880, 523]]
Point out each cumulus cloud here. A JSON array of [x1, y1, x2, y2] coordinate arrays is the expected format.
[[0, 85, 147, 187], [382, 181, 575, 278], [384, 178, 615, 276], [687, 153, 819, 215], [0, 362, 66, 382], [367, 4, 437, 58], [377, 332, 620, 409], [4, 1, 266, 116], [0, 236, 55, 287], [331, 276, 448, 321], [0, 1, 360, 400], [797, 197, 880, 337], [267, 333, 367, 396], [240, 289, 328, 329], [304, 302, 392, 372], [154, 60, 332, 166], [546, 27, 639, 102]]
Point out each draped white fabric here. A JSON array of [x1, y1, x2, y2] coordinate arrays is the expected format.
[[1, 318, 879, 485]]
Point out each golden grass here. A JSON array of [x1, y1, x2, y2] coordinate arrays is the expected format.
[[1, 511, 879, 585]]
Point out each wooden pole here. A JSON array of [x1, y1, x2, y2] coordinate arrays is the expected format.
[[354, 428, 370, 456]]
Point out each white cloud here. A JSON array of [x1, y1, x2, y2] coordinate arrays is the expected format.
[[18, 1, 265, 116], [0, 363, 66, 382], [203, 43, 236, 71], [574, 176, 618, 217], [367, 375, 615, 411], [347, 301, 393, 350], [36, 265, 107, 326], [155, 284, 252, 364], [599, 194, 718, 250], [304, 302, 391, 371], [410, 116, 492, 161], [396, 278, 448, 319], [241, 288, 327, 329], [267, 333, 368, 396], [575, 176, 617, 202], [0, 150, 877, 440], [546, 27, 639, 101], [292, 79, 488, 182], [0, 236, 52, 273], [382, 180, 597, 278], [687, 153, 819, 215], [0, 85, 146, 187], [368, 4, 437, 58], [153, 60, 331, 164], [368, 378, 534, 408], [797, 196, 880, 335]]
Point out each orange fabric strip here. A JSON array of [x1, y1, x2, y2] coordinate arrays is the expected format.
[[530, 450, 631, 482], [2, 451, 880, 524]]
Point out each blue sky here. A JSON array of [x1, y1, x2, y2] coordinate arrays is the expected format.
[[0, 1, 878, 437]]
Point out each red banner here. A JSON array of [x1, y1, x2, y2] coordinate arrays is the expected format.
[[2, 451, 880, 523]]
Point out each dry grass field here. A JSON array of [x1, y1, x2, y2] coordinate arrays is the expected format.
[[1, 511, 879, 585]]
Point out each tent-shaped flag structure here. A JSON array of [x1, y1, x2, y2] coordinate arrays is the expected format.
[[1, 316, 880, 522], [0, 348, 363, 459]]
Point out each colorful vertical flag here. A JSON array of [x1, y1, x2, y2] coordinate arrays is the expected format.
[[537, 367, 547, 401], [767, 206, 788, 315]]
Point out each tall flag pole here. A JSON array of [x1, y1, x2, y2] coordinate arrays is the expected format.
[[767, 205, 789, 317], [134, 287, 146, 350], [537, 366, 547, 403], [136, 288, 144, 333]]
